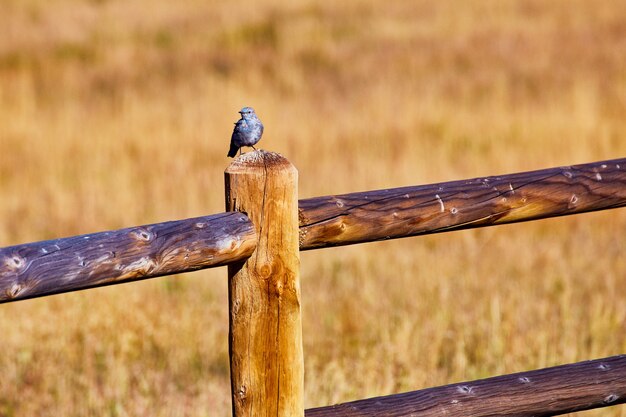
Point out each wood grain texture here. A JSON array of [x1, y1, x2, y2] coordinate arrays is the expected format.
[[225, 150, 304, 417], [306, 355, 626, 416], [0, 212, 256, 303], [299, 158, 626, 249]]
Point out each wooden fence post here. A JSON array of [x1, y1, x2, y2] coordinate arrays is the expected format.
[[225, 151, 304, 417]]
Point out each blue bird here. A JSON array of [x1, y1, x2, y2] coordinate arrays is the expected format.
[[227, 107, 264, 157]]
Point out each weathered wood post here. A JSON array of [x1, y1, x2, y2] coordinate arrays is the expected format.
[[225, 150, 304, 417]]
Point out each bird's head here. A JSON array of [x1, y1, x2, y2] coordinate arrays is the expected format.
[[239, 107, 256, 117]]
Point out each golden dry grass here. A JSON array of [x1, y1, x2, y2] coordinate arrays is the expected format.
[[1, 0, 626, 416]]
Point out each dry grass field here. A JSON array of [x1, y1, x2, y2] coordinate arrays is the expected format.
[[1, 0, 626, 416]]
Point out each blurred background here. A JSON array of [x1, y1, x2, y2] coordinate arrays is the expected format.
[[1, 0, 626, 416]]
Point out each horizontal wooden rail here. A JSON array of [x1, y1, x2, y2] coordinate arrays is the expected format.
[[298, 157, 626, 249], [306, 355, 626, 416], [0, 212, 256, 302]]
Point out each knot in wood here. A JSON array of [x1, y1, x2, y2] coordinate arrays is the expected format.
[[4, 254, 26, 271], [236, 385, 247, 400], [259, 263, 273, 279], [130, 228, 155, 242], [327, 222, 347, 238], [7, 283, 22, 299], [457, 385, 474, 395]]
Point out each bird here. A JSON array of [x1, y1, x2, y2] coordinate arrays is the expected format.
[[227, 107, 264, 157]]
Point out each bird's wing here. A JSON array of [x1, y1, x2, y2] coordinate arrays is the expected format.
[[231, 119, 244, 137]]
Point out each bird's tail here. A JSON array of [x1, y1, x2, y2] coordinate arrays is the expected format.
[[227, 142, 239, 158]]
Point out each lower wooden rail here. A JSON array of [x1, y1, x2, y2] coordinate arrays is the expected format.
[[306, 355, 626, 416]]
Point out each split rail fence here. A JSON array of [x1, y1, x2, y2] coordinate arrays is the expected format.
[[1, 152, 626, 416]]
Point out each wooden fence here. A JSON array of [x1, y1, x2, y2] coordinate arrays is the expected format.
[[1, 153, 625, 416]]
